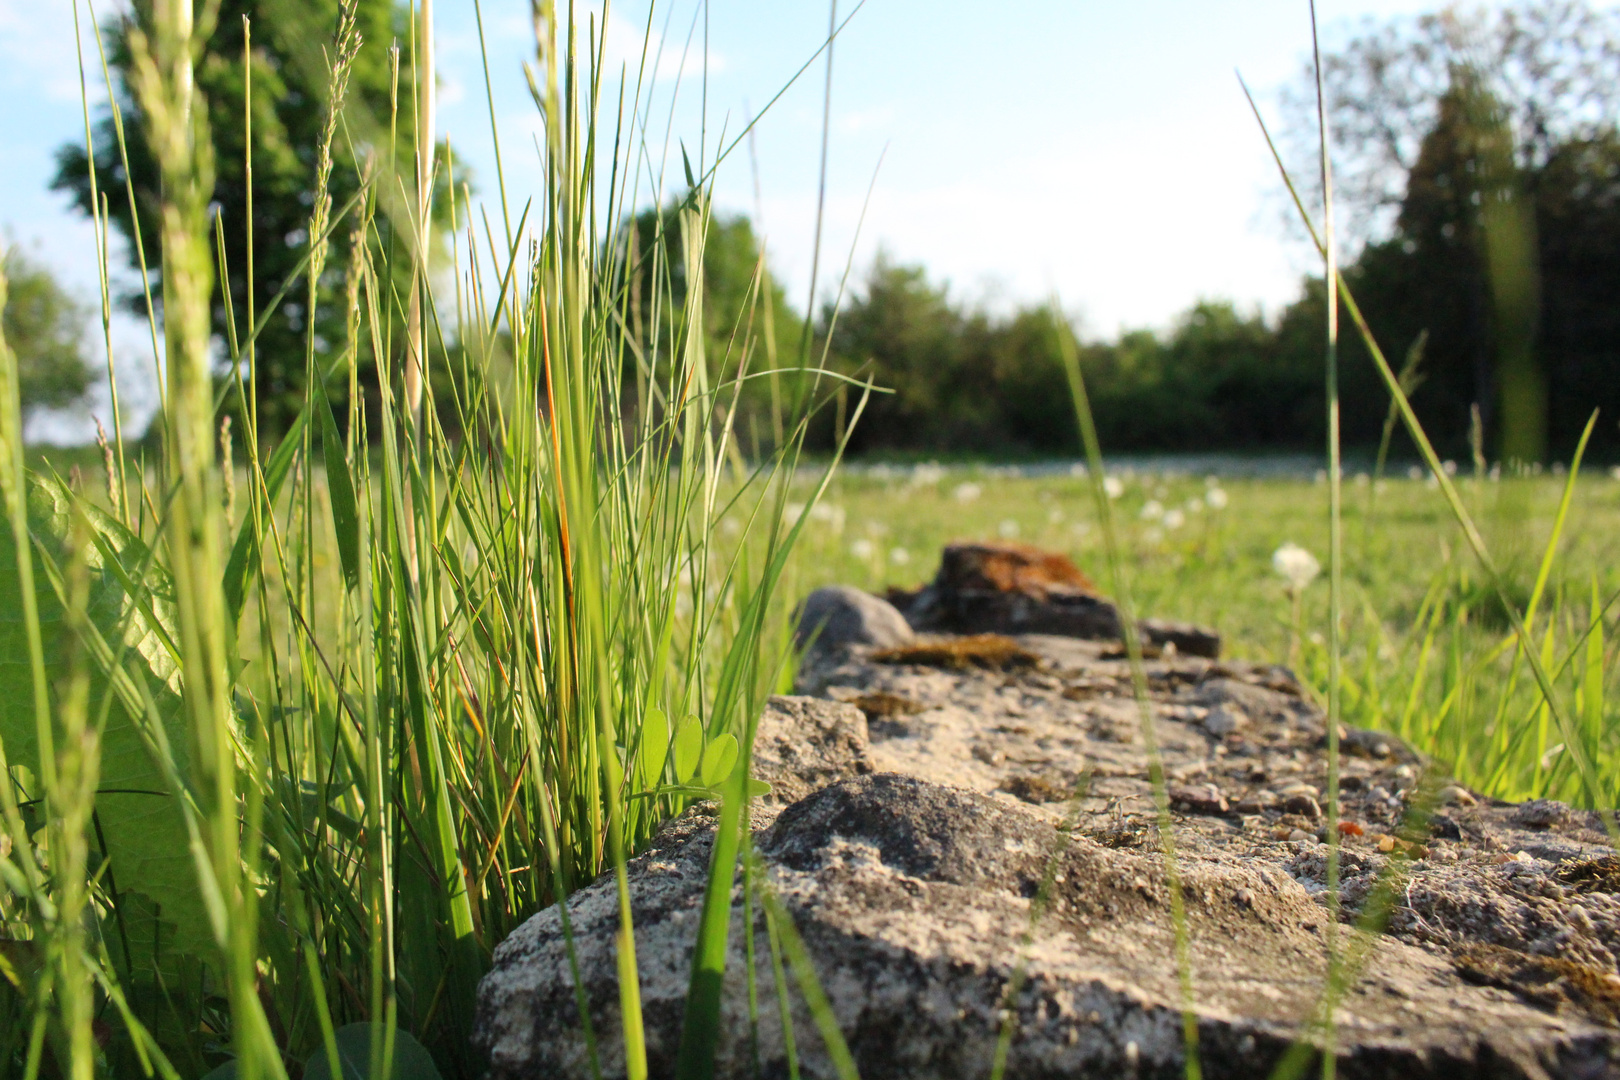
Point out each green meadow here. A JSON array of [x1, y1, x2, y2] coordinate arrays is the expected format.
[[3, 0, 1618, 1076], [782, 463, 1620, 806]]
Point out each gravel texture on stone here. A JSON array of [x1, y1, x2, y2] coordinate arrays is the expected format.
[[477, 636, 1620, 1079]]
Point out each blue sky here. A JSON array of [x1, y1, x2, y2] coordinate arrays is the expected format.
[[4, 0, 1494, 439]]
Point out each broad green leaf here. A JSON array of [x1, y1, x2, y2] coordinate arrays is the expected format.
[[640, 706, 669, 788], [315, 376, 361, 592], [699, 733, 739, 789], [673, 714, 702, 783], [202, 1024, 445, 1080], [0, 474, 210, 960], [745, 778, 772, 798], [303, 1022, 444, 1080]]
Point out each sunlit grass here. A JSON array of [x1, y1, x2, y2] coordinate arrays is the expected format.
[[0, 0, 853, 1076], [4, 0, 1618, 1075], [780, 462, 1620, 805]]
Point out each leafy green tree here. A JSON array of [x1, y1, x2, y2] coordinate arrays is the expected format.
[[0, 245, 94, 421], [1280, 2, 1620, 461], [54, 0, 445, 439], [1077, 302, 1316, 452], [819, 254, 1002, 453], [984, 304, 1074, 454], [1166, 301, 1311, 445], [625, 201, 807, 451], [1283, 1, 1620, 251]]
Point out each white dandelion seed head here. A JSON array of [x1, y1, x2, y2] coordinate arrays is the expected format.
[[1204, 487, 1229, 510], [1103, 476, 1125, 500], [954, 482, 982, 503], [1273, 543, 1321, 592]]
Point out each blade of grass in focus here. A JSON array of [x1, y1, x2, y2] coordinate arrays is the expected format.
[[1309, 5, 1346, 1074], [122, 1, 286, 1075], [1, 0, 855, 1075], [1052, 308, 1202, 1080]]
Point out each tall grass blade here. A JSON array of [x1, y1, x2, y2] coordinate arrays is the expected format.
[[314, 376, 362, 592], [1238, 73, 1619, 832], [1052, 309, 1202, 1080], [123, 3, 284, 1075], [1309, 5, 1346, 1074], [758, 885, 860, 1080], [0, 246, 54, 910]]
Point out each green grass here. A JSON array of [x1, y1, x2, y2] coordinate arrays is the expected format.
[[780, 462, 1620, 806], [1, 1, 1616, 1078], [0, 1, 857, 1077]]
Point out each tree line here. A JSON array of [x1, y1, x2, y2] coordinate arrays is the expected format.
[[795, 2, 1620, 461], [22, 0, 1620, 463]]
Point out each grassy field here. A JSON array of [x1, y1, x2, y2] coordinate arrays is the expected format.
[[781, 462, 1620, 806], [47, 451, 1620, 814], [4, 0, 1614, 1074]]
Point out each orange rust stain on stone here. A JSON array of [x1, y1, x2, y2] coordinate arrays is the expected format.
[[938, 541, 1097, 599]]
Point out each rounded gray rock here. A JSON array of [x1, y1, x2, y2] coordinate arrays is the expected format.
[[794, 585, 914, 655]]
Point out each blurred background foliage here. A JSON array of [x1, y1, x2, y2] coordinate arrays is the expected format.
[[0, 244, 93, 424], [691, 1, 1620, 463], [53, 0, 461, 440], [31, 0, 1620, 464]]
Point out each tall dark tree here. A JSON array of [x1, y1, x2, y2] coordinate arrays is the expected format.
[[1349, 78, 1505, 457], [54, 0, 448, 439], [1535, 132, 1620, 453], [1278, 3, 1620, 461], [1281, 1, 1620, 252]]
